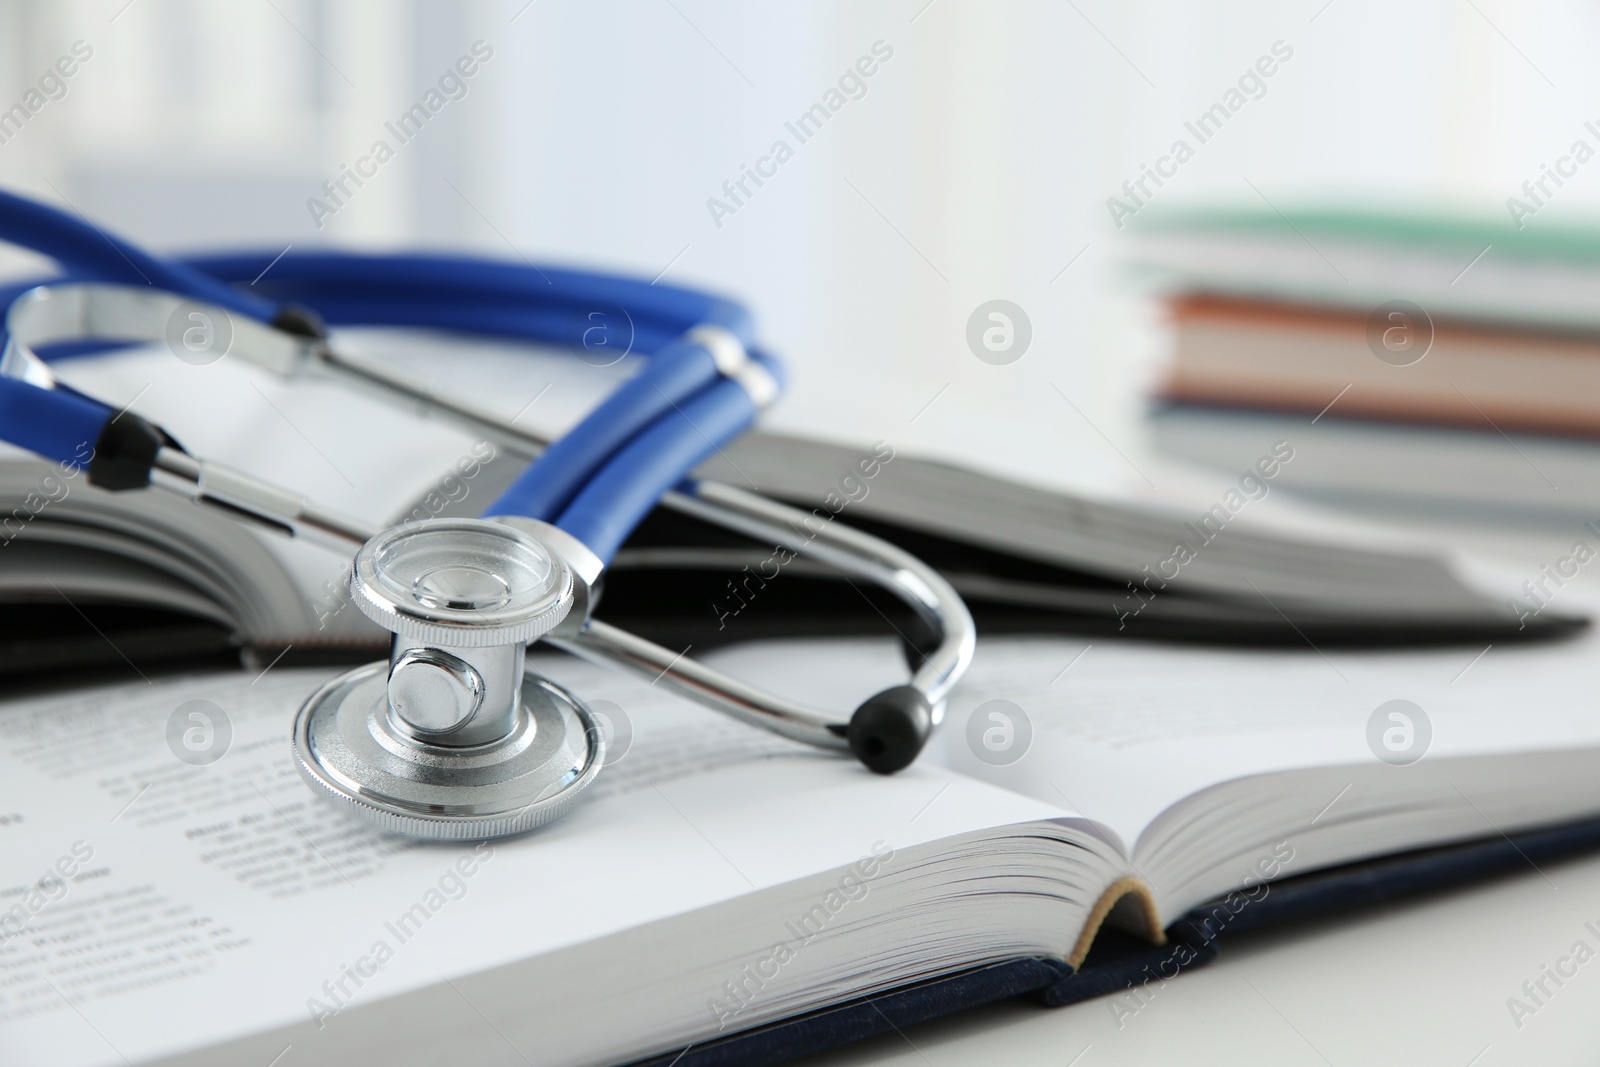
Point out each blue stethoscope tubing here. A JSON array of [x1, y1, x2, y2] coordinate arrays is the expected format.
[[0, 186, 976, 782], [0, 188, 780, 563]]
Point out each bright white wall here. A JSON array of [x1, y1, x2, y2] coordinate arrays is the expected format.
[[0, 0, 1593, 495]]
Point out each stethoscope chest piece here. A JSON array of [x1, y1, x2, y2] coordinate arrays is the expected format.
[[292, 518, 604, 840], [0, 192, 979, 846]]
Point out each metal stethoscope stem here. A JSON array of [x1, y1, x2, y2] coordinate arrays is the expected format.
[[6, 283, 975, 762]]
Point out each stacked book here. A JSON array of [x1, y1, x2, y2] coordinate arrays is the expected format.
[[1131, 208, 1600, 520]]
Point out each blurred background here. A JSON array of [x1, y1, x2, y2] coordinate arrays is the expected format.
[[2, 0, 1599, 521], [9, 5, 1600, 1060]]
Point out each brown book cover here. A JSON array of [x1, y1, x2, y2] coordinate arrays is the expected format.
[[1159, 293, 1600, 437]]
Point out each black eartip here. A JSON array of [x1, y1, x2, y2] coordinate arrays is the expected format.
[[270, 302, 328, 340], [88, 413, 174, 491], [847, 685, 933, 775]]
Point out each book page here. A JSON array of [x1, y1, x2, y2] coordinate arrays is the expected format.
[[701, 628, 1600, 856], [48, 332, 630, 529], [0, 652, 1064, 1067], [934, 628, 1600, 854]]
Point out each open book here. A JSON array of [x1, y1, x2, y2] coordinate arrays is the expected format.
[[5, 624, 1600, 1067], [0, 335, 1573, 681]]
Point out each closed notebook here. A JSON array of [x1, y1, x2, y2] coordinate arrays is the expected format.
[[1125, 205, 1600, 332], [6, 625, 1600, 1066], [1129, 206, 1600, 435], [1158, 292, 1600, 437]]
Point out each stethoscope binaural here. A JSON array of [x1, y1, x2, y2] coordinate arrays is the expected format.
[[0, 188, 974, 840]]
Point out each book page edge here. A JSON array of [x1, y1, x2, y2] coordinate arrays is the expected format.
[[1067, 875, 1163, 969]]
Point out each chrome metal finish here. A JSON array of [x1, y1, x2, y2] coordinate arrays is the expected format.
[[312, 344, 559, 450], [293, 662, 603, 841], [685, 324, 747, 375], [386, 638, 524, 745], [489, 515, 604, 638], [544, 481, 975, 748], [548, 620, 849, 751], [386, 645, 484, 735], [668, 480, 973, 708], [349, 518, 576, 751], [150, 447, 379, 550], [5, 282, 977, 760], [2, 282, 314, 380], [350, 518, 573, 648]]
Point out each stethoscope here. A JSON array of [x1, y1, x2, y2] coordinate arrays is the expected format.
[[0, 189, 974, 840]]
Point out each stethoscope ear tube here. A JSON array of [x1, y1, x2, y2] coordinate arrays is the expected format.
[[644, 480, 973, 740], [0, 184, 981, 841], [0, 373, 110, 468], [0, 279, 975, 781], [0, 188, 276, 319], [0, 173, 978, 841]]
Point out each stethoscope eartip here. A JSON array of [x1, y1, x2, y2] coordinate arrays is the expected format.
[[846, 685, 933, 775]]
